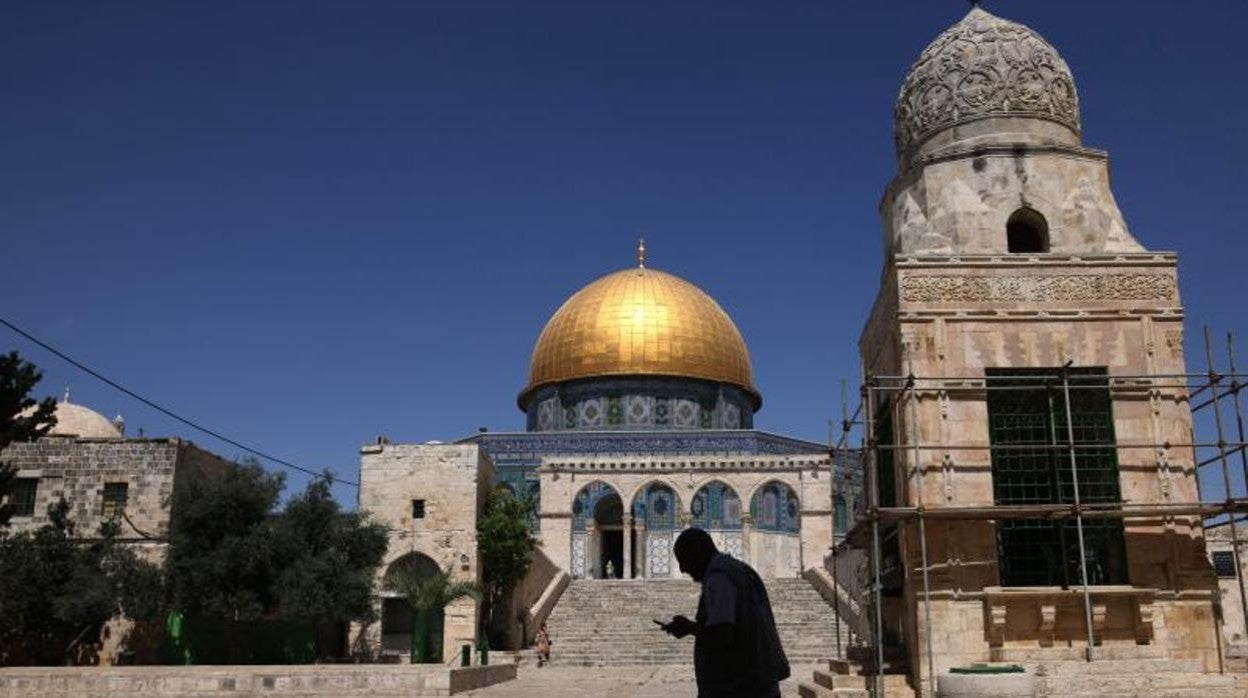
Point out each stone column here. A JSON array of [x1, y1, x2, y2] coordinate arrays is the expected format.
[[622, 513, 634, 579], [635, 521, 647, 578], [586, 521, 597, 579], [741, 514, 754, 568]]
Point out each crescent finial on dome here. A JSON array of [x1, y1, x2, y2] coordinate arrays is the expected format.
[[637, 236, 647, 269]]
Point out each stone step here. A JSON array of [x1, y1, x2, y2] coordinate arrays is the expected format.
[[798, 682, 870, 698], [1035, 673, 1239, 693], [546, 577, 850, 667], [990, 645, 1166, 662], [1030, 657, 1205, 676]]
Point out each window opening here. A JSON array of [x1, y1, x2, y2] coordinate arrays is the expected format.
[[987, 367, 1128, 587], [1213, 550, 1238, 578], [9, 478, 37, 517], [412, 499, 426, 519], [101, 482, 128, 519], [1006, 208, 1049, 253]]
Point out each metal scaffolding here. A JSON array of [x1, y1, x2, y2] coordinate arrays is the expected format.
[[826, 328, 1248, 697]]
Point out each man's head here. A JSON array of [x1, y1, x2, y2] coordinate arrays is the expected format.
[[674, 527, 718, 582]]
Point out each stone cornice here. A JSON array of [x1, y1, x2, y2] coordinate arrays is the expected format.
[[898, 308, 1184, 321], [894, 252, 1177, 270], [539, 454, 832, 474]]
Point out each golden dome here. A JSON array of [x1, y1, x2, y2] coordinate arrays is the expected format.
[[521, 266, 759, 408]]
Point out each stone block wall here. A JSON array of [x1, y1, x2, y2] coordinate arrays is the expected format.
[[356, 443, 492, 662], [1, 437, 232, 551]]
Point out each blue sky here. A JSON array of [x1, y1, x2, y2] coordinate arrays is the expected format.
[[3, 1, 1246, 506]]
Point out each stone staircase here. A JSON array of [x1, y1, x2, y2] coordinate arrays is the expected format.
[[543, 578, 850, 667]]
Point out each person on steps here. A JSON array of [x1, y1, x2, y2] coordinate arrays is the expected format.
[[536, 621, 552, 667]]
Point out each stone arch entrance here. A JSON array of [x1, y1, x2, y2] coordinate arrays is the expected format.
[[571, 482, 622, 579], [632, 482, 680, 578], [380, 552, 440, 660]]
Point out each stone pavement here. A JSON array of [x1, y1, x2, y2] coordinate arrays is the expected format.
[[459, 664, 816, 697]]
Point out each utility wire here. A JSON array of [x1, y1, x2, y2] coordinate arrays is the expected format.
[[0, 316, 358, 488]]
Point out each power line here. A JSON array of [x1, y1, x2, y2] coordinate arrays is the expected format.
[[0, 316, 358, 488]]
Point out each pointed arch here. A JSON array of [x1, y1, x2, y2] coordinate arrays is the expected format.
[[691, 480, 743, 530], [749, 480, 801, 533]]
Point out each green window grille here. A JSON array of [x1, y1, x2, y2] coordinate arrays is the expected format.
[[986, 368, 1128, 587], [871, 399, 904, 592], [101, 482, 129, 519], [9, 478, 37, 517], [873, 399, 898, 508]]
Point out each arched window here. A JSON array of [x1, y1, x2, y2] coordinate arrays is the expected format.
[[632, 483, 678, 531], [572, 482, 620, 529], [1007, 208, 1049, 253], [692, 482, 742, 530], [750, 482, 801, 533]]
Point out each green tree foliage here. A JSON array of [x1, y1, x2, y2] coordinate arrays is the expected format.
[[476, 490, 537, 632], [384, 563, 481, 662], [270, 476, 389, 624], [384, 564, 482, 615], [0, 500, 165, 665], [165, 461, 388, 625], [0, 351, 57, 532], [164, 457, 286, 620]]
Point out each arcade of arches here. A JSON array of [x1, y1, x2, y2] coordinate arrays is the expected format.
[[538, 455, 837, 581]]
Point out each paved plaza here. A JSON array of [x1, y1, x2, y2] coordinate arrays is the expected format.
[[460, 664, 816, 697]]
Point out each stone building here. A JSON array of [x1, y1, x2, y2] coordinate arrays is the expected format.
[[851, 4, 1229, 692], [2, 395, 232, 562], [356, 251, 859, 660]]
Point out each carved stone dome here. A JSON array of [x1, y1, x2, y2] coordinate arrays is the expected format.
[[894, 6, 1080, 160], [521, 266, 758, 409]]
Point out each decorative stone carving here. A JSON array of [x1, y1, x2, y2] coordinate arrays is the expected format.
[[895, 7, 1080, 157], [1165, 330, 1184, 358], [900, 273, 1177, 304]]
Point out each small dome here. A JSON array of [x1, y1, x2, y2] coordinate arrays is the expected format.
[[521, 266, 758, 408], [895, 6, 1080, 160], [27, 398, 123, 439]]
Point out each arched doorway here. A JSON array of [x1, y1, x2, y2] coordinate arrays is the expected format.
[[571, 482, 622, 579], [692, 481, 743, 559], [632, 483, 679, 578], [380, 552, 440, 661], [749, 481, 802, 577]]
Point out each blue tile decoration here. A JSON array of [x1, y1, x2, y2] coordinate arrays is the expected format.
[[750, 481, 801, 533], [692, 481, 743, 530]]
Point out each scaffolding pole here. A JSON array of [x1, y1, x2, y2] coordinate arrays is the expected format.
[[1202, 326, 1248, 643], [1059, 363, 1099, 661], [905, 368, 936, 697], [865, 375, 886, 698]]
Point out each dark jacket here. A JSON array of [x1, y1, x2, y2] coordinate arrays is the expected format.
[[693, 553, 791, 697]]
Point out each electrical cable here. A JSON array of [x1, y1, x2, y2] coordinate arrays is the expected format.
[[0, 316, 358, 487]]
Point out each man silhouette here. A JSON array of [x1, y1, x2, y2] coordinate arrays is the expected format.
[[659, 528, 790, 697]]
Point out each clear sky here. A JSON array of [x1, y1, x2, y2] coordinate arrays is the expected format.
[[3, 0, 1246, 506]]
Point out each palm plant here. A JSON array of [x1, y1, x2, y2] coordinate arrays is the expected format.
[[384, 563, 482, 663]]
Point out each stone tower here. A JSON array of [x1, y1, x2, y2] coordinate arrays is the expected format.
[[859, 5, 1219, 688]]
